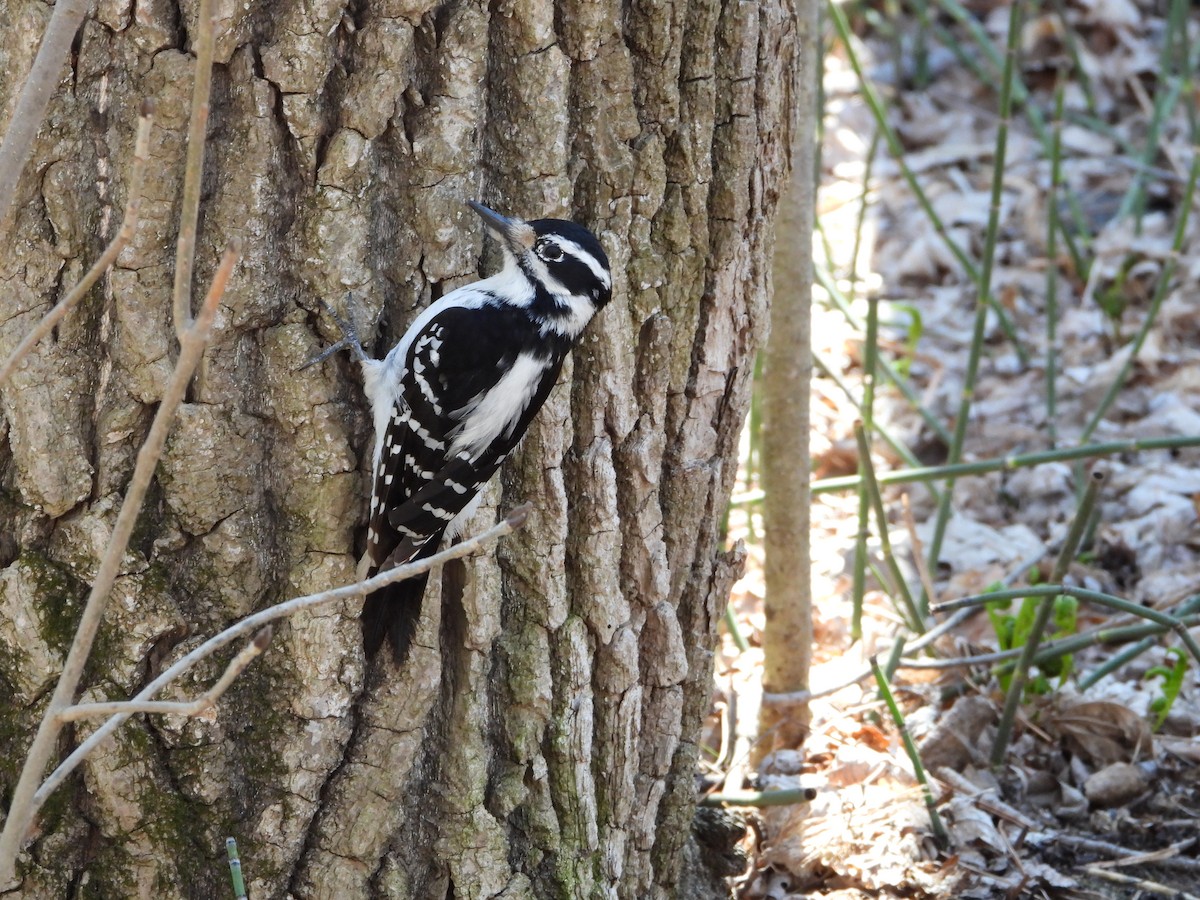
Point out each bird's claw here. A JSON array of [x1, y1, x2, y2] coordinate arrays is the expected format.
[[299, 295, 370, 370]]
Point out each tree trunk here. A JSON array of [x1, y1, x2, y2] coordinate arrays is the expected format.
[[759, 0, 817, 758], [0, 1, 796, 897]]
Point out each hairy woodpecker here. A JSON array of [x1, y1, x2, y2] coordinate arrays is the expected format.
[[311, 201, 613, 664]]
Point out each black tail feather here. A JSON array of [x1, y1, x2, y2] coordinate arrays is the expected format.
[[361, 570, 431, 665], [362, 534, 445, 665]]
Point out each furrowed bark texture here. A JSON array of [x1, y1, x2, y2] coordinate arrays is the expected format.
[[0, 0, 795, 897]]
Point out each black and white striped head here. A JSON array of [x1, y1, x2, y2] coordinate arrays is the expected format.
[[469, 201, 612, 335]]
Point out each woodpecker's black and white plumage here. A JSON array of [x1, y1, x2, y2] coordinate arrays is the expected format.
[[314, 201, 612, 664]]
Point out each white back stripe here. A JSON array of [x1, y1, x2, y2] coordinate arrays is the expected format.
[[449, 352, 546, 457]]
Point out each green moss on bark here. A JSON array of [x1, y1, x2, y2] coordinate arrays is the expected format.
[[20, 551, 85, 655]]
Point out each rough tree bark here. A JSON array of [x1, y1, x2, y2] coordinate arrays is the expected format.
[[0, 0, 796, 897]]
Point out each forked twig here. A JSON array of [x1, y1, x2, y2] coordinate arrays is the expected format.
[[56, 627, 274, 723], [0, 102, 155, 387], [33, 505, 532, 811], [0, 0, 230, 884], [0, 245, 240, 886]]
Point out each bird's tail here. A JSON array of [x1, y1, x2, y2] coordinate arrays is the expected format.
[[361, 540, 440, 665]]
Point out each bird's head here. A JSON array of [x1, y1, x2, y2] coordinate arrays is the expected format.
[[469, 201, 613, 328]]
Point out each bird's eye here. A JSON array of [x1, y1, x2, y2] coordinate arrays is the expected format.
[[537, 241, 564, 262]]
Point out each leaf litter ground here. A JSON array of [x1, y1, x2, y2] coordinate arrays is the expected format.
[[715, 0, 1200, 896]]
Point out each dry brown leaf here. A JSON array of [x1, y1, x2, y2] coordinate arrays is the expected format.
[[944, 794, 1004, 849], [1077, 0, 1140, 28], [918, 695, 996, 772], [1157, 735, 1200, 763], [1041, 699, 1152, 767], [814, 438, 859, 480], [851, 722, 890, 753]]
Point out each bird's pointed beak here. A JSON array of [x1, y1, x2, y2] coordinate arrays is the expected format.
[[469, 200, 536, 254]]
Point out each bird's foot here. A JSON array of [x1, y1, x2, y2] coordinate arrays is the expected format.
[[300, 295, 371, 370]]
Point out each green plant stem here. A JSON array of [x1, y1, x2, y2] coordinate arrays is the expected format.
[[884, 634, 907, 680], [227, 837, 247, 900], [733, 432, 1200, 502], [923, 0, 1026, 605], [864, 296, 883, 434], [994, 604, 1200, 680], [700, 788, 816, 808], [813, 351, 935, 482], [852, 300, 883, 640], [747, 351, 764, 490], [1077, 638, 1157, 691], [929, 0, 1046, 136], [724, 604, 750, 654], [847, 129, 882, 300], [1175, 0, 1198, 141], [882, 0, 906, 94], [911, 0, 930, 87], [1049, 0, 1099, 116], [1116, 79, 1183, 228], [1050, 614, 1200, 678], [826, 0, 1027, 361], [934, 585, 1200, 669], [1117, 0, 1193, 227], [853, 494, 869, 644], [898, 614, 1200, 672], [921, 21, 1094, 278], [855, 422, 922, 628], [870, 657, 948, 847], [1045, 82, 1065, 449], [808, 434, 1200, 495], [1081, 146, 1200, 442], [814, 266, 952, 445], [991, 465, 1105, 765], [926, 0, 1093, 269]]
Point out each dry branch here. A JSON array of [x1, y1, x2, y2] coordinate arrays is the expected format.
[[0, 245, 240, 887], [33, 505, 532, 812], [56, 627, 274, 723], [0, 0, 91, 241], [0, 103, 155, 386], [172, 0, 218, 333]]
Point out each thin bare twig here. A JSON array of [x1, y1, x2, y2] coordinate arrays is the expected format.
[[1053, 833, 1200, 872], [1081, 866, 1200, 899], [33, 504, 532, 812], [172, 0, 218, 334], [0, 0, 91, 241], [56, 626, 273, 723], [0, 103, 155, 387], [0, 246, 239, 887]]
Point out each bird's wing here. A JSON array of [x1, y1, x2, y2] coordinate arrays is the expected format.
[[366, 303, 559, 573]]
